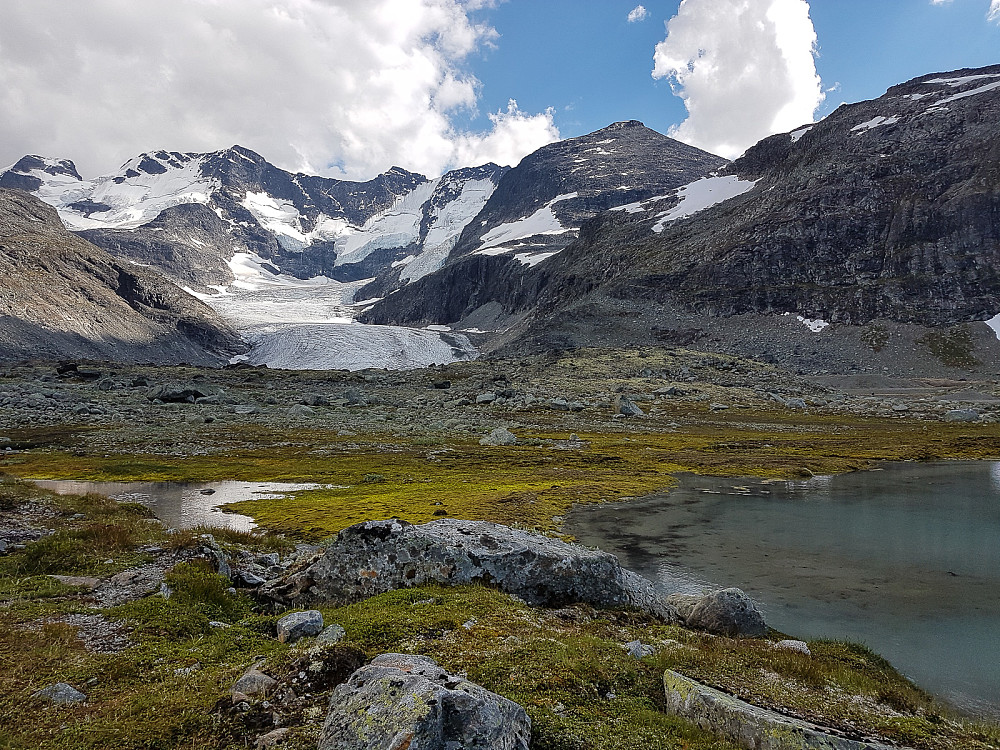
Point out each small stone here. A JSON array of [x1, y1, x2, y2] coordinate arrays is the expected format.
[[34, 682, 87, 704], [479, 427, 518, 446], [784, 398, 807, 409], [277, 610, 324, 643], [315, 624, 346, 645], [476, 391, 497, 404], [256, 727, 291, 749], [775, 639, 811, 656], [624, 640, 656, 658], [232, 666, 277, 698]]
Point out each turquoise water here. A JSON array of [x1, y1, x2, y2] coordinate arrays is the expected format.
[[566, 461, 1000, 719]]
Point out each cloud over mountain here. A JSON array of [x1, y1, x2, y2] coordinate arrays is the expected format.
[[0, 0, 558, 180]]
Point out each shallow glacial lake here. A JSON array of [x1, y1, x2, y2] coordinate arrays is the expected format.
[[32, 479, 328, 534], [566, 461, 1000, 719]]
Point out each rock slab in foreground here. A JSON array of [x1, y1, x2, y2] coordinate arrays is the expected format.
[[320, 653, 530, 750], [663, 670, 905, 750], [265, 519, 679, 622]]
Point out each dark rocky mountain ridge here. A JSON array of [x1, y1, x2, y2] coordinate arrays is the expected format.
[[362, 64, 1000, 374], [359, 120, 728, 321]]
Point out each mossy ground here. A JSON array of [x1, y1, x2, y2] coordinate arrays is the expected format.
[[1, 479, 998, 749], [6, 410, 1000, 541]]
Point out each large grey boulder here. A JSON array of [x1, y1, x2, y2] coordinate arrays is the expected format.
[[319, 654, 530, 750], [668, 588, 767, 637], [276, 610, 324, 643], [262, 519, 679, 622], [479, 427, 518, 446]]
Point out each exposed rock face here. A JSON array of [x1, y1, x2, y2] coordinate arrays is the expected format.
[[360, 121, 727, 327], [663, 670, 901, 750], [504, 65, 1000, 353], [319, 653, 531, 750], [0, 188, 242, 364], [262, 519, 680, 622]]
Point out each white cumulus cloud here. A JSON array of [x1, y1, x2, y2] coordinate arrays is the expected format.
[[0, 0, 558, 180], [990, 0, 1000, 21], [628, 5, 650, 22], [652, 0, 824, 159]]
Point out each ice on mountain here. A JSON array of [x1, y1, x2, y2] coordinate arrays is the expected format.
[[796, 315, 829, 333], [477, 192, 577, 250], [514, 251, 560, 267], [851, 116, 900, 134], [651, 176, 756, 233], [789, 126, 813, 143], [924, 74, 1000, 87], [935, 80, 1000, 105]]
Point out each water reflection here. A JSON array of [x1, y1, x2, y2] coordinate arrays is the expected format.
[[33, 479, 329, 533], [566, 461, 1000, 719]]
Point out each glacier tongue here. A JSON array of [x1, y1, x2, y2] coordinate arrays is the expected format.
[[192, 252, 477, 370]]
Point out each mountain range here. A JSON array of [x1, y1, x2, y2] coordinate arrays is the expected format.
[[2, 63, 1000, 373]]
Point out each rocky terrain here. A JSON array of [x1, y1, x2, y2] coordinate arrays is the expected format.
[[363, 65, 1000, 373], [0, 189, 242, 365]]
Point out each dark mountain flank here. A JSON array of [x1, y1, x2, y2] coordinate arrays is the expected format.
[[358, 121, 727, 325], [0, 188, 242, 364]]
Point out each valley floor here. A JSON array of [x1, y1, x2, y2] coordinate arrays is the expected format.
[[2, 347, 1000, 748]]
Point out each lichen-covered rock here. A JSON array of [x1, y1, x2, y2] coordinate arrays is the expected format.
[[675, 588, 767, 637], [262, 519, 679, 622], [479, 427, 518, 446], [276, 610, 324, 643], [316, 624, 346, 645], [663, 670, 901, 750], [33, 682, 87, 704], [319, 654, 530, 750]]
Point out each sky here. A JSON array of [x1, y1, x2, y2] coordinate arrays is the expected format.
[[0, 0, 997, 181]]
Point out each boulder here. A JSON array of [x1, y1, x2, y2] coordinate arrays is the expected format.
[[33, 682, 87, 704], [277, 610, 324, 643], [232, 665, 278, 700], [319, 654, 530, 750], [945, 409, 979, 423], [146, 383, 213, 403], [262, 519, 679, 622], [479, 427, 518, 446], [617, 396, 644, 416], [680, 588, 767, 637]]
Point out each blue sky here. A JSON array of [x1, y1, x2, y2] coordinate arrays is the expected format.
[[463, 0, 1000, 144], [0, 0, 997, 178]]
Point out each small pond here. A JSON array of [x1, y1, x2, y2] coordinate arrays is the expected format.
[[566, 461, 1000, 719], [32, 479, 329, 534]]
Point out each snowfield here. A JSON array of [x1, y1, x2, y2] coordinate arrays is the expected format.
[[652, 176, 757, 233]]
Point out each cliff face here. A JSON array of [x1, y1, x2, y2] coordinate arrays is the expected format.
[[522, 66, 1000, 335], [0, 188, 242, 364], [360, 121, 727, 327]]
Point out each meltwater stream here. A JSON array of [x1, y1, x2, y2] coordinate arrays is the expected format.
[[566, 461, 1000, 719]]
